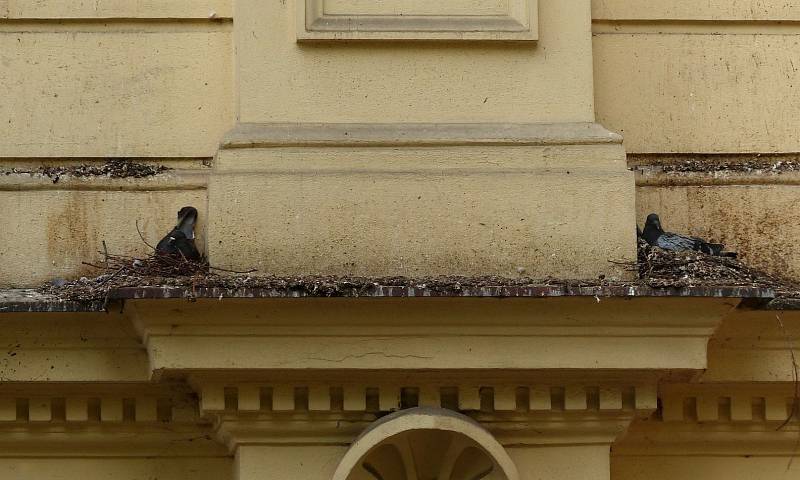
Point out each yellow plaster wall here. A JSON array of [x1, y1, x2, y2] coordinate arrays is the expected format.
[[3, 0, 232, 19], [209, 142, 634, 278], [595, 0, 800, 279], [235, 0, 595, 123], [636, 183, 800, 279], [703, 309, 800, 383], [510, 445, 610, 480], [593, 0, 800, 22], [592, 0, 800, 153], [0, 183, 207, 287], [236, 445, 345, 480], [0, 458, 231, 480], [0, 6, 233, 158], [0, 312, 149, 382], [0, 1, 228, 286]]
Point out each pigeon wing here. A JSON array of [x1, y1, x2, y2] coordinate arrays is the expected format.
[[656, 232, 700, 252]]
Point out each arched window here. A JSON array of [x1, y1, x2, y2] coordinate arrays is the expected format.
[[333, 407, 519, 480]]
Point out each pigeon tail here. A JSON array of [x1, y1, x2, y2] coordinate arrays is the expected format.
[[699, 242, 738, 258], [700, 242, 724, 256]]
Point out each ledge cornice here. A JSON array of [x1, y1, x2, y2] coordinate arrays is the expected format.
[[127, 296, 735, 371], [0, 285, 779, 314], [221, 122, 622, 149]]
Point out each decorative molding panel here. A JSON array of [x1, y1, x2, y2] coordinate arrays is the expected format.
[[197, 382, 654, 416], [296, 0, 538, 41], [614, 383, 800, 456], [200, 381, 651, 448]]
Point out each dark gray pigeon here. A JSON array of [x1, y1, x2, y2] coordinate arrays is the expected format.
[[156, 206, 201, 261], [640, 213, 737, 258]]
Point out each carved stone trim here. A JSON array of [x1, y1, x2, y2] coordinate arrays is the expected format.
[[297, 0, 537, 41], [197, 383, 656, 417], [200, 381, 654, 450], [0, 384, 224, 457], [659, 383, 797, 423], [0, 384, 199, 424], [614, 383, 800, 456]]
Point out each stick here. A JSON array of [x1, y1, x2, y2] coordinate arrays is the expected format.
[[208, 265, 258, 274], [774, 313, 800, 471], [135, 219, 156, 251], [102, 240, 109, 271], [81, 261, 108, 270]]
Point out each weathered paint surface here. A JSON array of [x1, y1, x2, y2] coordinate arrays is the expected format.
[[594, 33, 800, 153], [0, 0, 798, 479], [637, 184, 800, 280], [0, 27, 233, 157], [236, 0, 594, 124], [0, 185, 207, 286], [210, 141, 635, 279], [5, 0, 232, 19], [593, 0, 800, 21]]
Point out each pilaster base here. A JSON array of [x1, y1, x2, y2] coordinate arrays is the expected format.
[[208, 122, 634, 279]]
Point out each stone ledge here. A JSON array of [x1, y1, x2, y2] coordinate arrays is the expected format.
[[0, 285, 780, 313], [221, 123, 622, 149]]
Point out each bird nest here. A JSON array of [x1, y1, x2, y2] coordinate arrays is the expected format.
[[637, 238, 792, 291], [41, 251, 212, 303]]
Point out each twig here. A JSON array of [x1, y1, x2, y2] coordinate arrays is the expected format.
[[97, 266, 127, 286], [208, 265, 258, 274], [81, 261, 108, 270], [135, 219, 156, 251], [775, 313, 800, 471], [776, 313, 800, 431], [607, 259, 637, 266], [102, 240, 110, 270]]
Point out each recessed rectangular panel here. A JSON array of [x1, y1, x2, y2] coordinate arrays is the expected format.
[[298, 0, 537, 41], [323, 0, 509, 16]]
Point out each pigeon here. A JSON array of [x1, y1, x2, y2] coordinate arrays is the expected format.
[[640, 213, 737, 258], [156, 206, 201, 261]]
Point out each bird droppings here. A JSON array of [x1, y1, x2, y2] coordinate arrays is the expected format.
[[2, 159, 170, 183]]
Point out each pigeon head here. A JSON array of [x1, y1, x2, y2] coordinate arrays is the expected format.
[[175, 206, 198, 239], [641, 213, 664, 246], [644, 213, 662, 232]]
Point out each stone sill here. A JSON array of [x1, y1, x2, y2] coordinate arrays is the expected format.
[[0, 284, 787, 314]]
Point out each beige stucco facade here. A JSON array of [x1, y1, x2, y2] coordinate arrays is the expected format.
[[2, 0, 800, 479]]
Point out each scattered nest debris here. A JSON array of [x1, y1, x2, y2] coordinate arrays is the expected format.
[[4, 159, 170, 183], [42, 269, 579, 303], [656, 159, 800, 174], [38, 240, 800, 304]]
